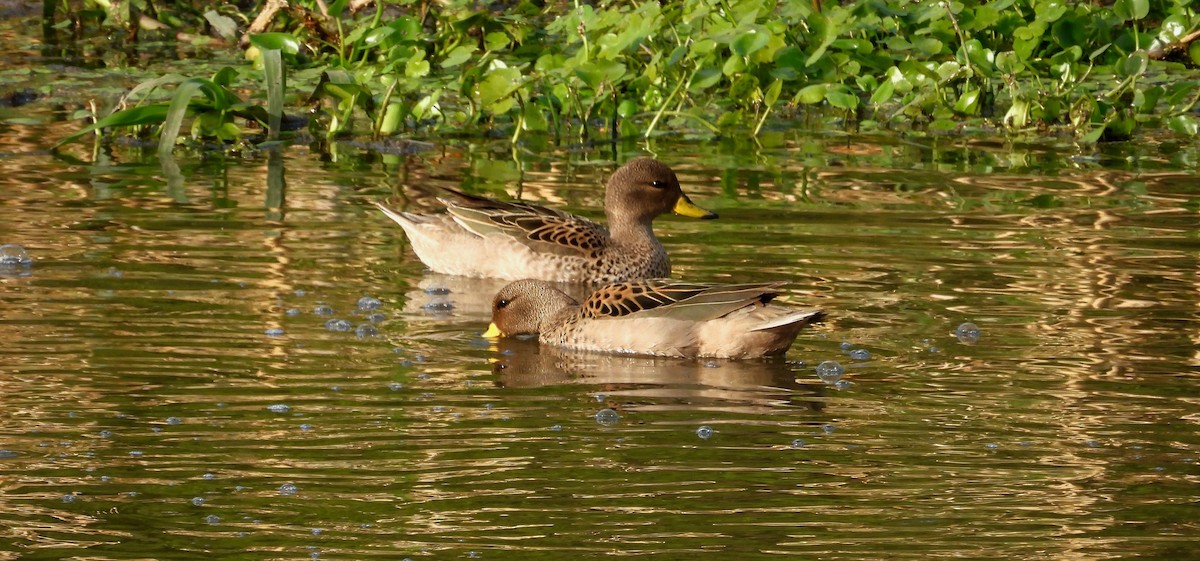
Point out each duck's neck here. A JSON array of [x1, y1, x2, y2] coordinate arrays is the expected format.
[[607, 212, 658, 247]]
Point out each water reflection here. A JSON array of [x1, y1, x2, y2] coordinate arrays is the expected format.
[[489, 337, 828, 413], [1, 116, 1198, 560]]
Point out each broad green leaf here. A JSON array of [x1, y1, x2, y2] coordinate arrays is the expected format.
[[722, 54, 746, 76], [362, 27, 397, 48], [442, 45, 475, 68], [869, 79, 894, 106], [763, 79, 783, 107], [412, 91, 441, 120], [1080, 123, 1106, 143], [522, 103, 548, 131], [574, 60, 625, 89], [379, 102, 404, 135], [406, 58, 430, 79], [913, 37, 944, 57], [211, 67, 239, 87], [617, 99, 638, 118], [1167, 115, 1199, 136], [1118, 51, 1148, 77], [485, 31, 510, 52], [1113, 0, 1149, 21], [1136, 85, 1163, 113], [955, 89, 980, 114], [731, 28, 770, 57], [1004, 98, 1030, 128], [690, 68, 723, 91], [1034, 0, 1067, 23], [795, 84, 827, 104], [475, 66, 523, 111], [249, 33, 301, 55], [825, 90, 858, 109], [995, 51, 1025, 74]]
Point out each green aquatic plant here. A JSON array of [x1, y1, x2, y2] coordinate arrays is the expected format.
[[55, 0, 1200, 148]]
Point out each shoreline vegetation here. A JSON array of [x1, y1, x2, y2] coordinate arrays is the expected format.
[[46, 0, 1200, 153]]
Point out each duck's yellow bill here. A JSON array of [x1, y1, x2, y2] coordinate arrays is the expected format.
[[673, 195, 718, 219], [481, 322, 504, 338]]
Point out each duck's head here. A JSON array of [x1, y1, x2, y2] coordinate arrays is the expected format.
[[605, 158, 718, 223], [483, 280, 579, 338]]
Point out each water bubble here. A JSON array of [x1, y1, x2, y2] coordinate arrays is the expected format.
[[424, 287, 451, 295], [791, 439, 806, 448], [264, 327, 286, 337], [151, 427, 162, 433], [293, 289, 307, 297], [834, 379, 853, 390], [388, 382, 404, 391], [166, 417, 182, 425], [696, 425, 715, 440], [594, 393, 607, 402], [422, 301, 454, 312], [848, 349, 871, 360], [285, 308, 301, 316], [413, 354, 427, 363], [191, 497, 205, 506], [355, 324, 378, 338], [703, 361, 719, 368], [840, 341, 853, 350], [202, 473, 216, 480], [313, 304, 334, 316], [985, 443, 999, 450], [62, 494, 76, 503], [129, 450, 144, 457], [299, 424, 313, 431], [324, 319, 352, 332], [0, 244, 32, 265], [594, 408, 620, 426], [100, 475, 111, 482], [549, 424, 563, 431], [278, 483, 299, 495], [821, 424, 836, 434], [311, 528, 323, 535], [107, 267, 123, 278], [367, 313, 387, 323], [204, 515, 221, 525], [356, 296, 383, 311], [1085, 440, 1101, 448], [816, 360, 844, 382], [955, 322, 981, 344], [267, 404, 291, 414], [99, 430, 112, 439]]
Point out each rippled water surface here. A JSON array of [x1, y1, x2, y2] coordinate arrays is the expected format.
[[3, 72, 1200, 561]]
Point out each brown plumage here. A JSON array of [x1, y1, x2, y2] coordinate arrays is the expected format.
[[374, 158, 717, 283], [483, 279, 826, 359]]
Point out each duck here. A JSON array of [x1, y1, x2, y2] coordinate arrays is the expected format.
[[482, 279, 826, 359], [374, 158, 717, 283]]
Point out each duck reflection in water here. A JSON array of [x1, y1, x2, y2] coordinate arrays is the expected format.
[[488, 336, 829, 413]]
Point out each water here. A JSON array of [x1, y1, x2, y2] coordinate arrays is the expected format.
[[3, 65, 1200, 561]]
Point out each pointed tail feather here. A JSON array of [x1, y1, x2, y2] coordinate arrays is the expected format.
[[751, 310, 826, 332]]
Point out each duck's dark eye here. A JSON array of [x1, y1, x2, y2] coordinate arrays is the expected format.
[[650, 180, 668, 189], [497, 298, 510, 309]]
